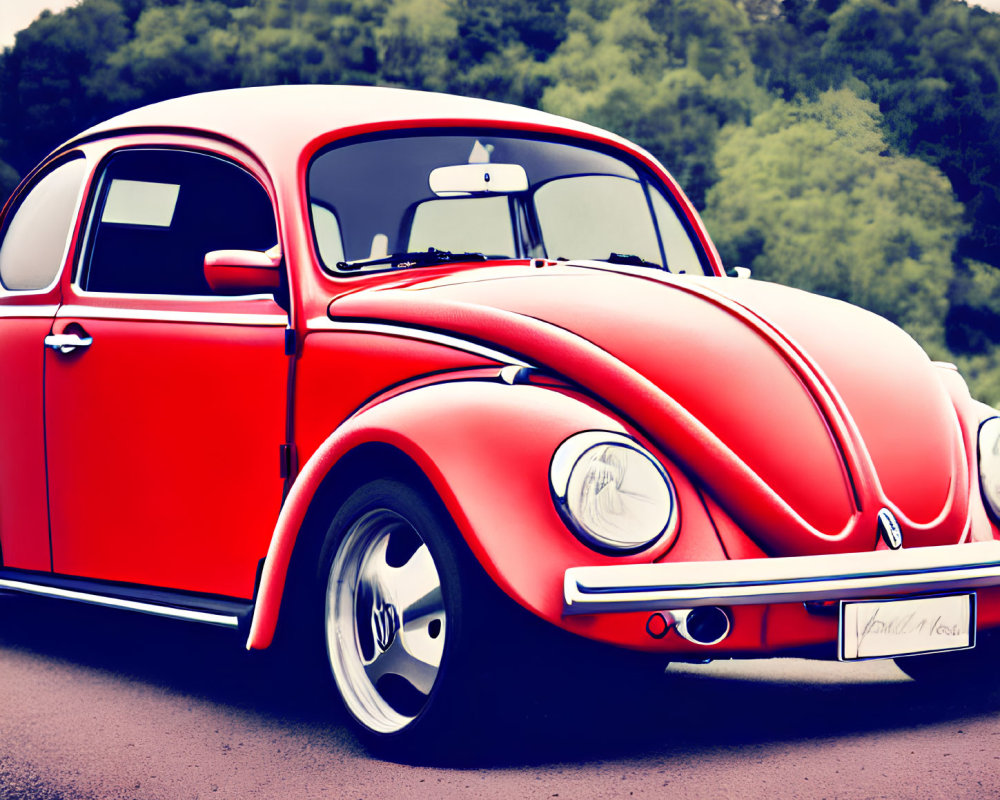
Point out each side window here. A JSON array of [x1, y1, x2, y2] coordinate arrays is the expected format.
[[80, 149, 277, 296], [0, 157, 87, 291]]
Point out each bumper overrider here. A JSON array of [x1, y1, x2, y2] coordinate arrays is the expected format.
[[564, 541, 1000, 615]]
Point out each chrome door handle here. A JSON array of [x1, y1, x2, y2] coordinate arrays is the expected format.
[[44, 333, 93, 354]]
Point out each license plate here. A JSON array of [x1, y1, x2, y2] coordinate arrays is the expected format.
[[839, 593, 975, 661]]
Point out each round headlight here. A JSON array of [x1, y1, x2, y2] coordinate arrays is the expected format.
[[979, 417, 1000, 523], [550, 431, 677, 552]]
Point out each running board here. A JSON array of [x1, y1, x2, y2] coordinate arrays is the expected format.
[[0, 569, 252, 629]]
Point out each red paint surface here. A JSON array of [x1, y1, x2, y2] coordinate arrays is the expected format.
[[0, 309, 57, 571], [293, 331, 495, 465], [328, 265, 974, 555], [45, 309, 287, 597]]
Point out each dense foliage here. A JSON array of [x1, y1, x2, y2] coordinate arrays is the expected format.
[[1, 0, 999, 400]]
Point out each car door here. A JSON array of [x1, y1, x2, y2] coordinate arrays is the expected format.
[[44, 145, 289, 599], [0, 155, 88, 573]]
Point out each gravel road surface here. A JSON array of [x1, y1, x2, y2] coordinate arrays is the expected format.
[[1, 594, 998, 800]]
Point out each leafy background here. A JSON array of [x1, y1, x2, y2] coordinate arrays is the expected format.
[[2, 0, 999, 402]]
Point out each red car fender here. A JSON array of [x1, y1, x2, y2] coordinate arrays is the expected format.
[[245, 378, 715, 650]]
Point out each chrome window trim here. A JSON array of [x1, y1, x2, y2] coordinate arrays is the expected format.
[[315, 319, 531, 367], [73, 289, 278, 302], [0, 577, 240, 628], [563, 541, 1000, 614], [57, 304, 288, 327]]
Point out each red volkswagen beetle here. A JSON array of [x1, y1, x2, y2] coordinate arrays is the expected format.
[[2, 85, 1000, 754]]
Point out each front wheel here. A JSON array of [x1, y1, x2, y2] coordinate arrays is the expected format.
[[320, 479, 506, 758]]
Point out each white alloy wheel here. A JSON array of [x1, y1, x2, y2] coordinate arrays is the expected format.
[[325, 507, 447, 734]]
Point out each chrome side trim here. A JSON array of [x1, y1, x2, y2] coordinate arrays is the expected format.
[[0, 304, 60, 318], [0, 578, 241, 628], [318, 319, 531, 367], [57, 304, 287, 326], [563, 541, 1000, 614]]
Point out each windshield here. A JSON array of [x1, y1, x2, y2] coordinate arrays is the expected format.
[[307, 132, 709, 275]]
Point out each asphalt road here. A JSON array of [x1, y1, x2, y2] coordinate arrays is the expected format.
[[1, 594, 999, 800]]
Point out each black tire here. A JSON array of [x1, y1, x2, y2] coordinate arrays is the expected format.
[[317, 478, 514, 760], [894, 631, 1000, 687]]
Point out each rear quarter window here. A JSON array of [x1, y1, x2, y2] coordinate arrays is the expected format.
[[0, 157, 87, 291]]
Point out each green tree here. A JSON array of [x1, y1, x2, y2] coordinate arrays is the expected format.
[[821, 0, 1000, 266], [374, 0, 457, 91], [745, 0, 847, 99], [948, 259, 1000, 353], [705, 89, 964, 351], [0, 0, 131, 173], [443, 0, 568, 105], [84, 0, 391, 109], [235, 0, 386, 86], [0, 158, 20, 206], [542, 0, 767, 208], [949, 257, 1000, 404], [86, 1, 243, 107]]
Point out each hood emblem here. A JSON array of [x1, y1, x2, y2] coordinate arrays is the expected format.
[[877, 508, 903, 550]]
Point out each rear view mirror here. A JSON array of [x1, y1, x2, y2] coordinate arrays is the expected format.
[[429, 163, 529, 197], [204, 247, 282, 295]]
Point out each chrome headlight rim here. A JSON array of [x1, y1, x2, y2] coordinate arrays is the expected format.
[[550, 430, 679, 555], [978, 416, 1000, 524]]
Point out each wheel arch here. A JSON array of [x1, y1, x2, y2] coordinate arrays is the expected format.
[[247, 433, 452, 650], [270, 441, 444, 641]]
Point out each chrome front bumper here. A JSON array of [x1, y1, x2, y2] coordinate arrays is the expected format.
[[563, 541, 1000, 615]]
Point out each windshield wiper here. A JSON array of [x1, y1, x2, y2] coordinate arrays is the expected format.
[[337, 247, 489, 272]]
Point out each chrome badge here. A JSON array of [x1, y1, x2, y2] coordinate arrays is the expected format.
[[877, 508, 903, 550]]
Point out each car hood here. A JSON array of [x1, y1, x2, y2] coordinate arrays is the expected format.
[[328, 263, 970, 556]]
